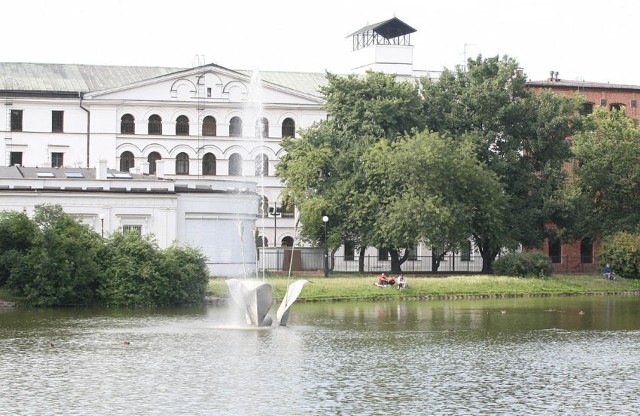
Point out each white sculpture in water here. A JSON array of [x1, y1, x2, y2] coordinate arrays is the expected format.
[[226, 279, 308, 326]]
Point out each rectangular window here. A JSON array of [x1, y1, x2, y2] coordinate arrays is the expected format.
[[52, 111, 64, 132], [632, 100, 637, 109], [122, 224, 142, 235], [9, 152, 22, 167], [344, 241, 355, 261], [51, 152, 64, 168], [378, 248, 389, 261], [207, 87, 212, 97], [549, 238, 562, 264], [461, 241, 472, 261], [600, 99, 607, 107], [10, 110, 23, 132]]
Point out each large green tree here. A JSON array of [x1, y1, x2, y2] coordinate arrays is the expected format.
[[566, 107, 640, 238], [278, 71, 425, 272], [420, 55, 583, 271]]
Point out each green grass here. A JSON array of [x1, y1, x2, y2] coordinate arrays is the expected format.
[[208, 274, 640, 302]]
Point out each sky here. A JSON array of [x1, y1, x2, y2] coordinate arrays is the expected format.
[[3, 0, 640, 84]]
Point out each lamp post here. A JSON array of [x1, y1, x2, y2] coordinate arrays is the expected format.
[[269, 195, 281, 247], [322, 215, 329, 277], [99, 213, 105, 237]]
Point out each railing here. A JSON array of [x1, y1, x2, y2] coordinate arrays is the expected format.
[[257, 249, 604, 275]]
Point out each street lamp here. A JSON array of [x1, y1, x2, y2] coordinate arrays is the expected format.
[[99, 213, 105, 237], [268, 195, 281, 247], [322, 215, 329, 277]]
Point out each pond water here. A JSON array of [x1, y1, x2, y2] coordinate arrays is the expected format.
[[2, 295, 640, 415]]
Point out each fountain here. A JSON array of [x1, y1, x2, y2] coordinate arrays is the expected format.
[[224, 69, 307, 327]]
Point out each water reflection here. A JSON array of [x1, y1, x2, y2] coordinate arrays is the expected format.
[[1, 296, 640, 415]]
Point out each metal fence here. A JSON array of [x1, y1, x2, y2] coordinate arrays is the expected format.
[[258, 248, 605, 275]]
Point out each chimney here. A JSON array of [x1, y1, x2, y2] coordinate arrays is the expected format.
[[96, 160, 108, 179]]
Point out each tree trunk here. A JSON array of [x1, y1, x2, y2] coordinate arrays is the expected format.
[[358, 247, 366, 273], [389, 248, 408, 273]]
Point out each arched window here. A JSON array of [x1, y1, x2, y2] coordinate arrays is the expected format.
[[254, 154, 269, 176], [255, 117, 269, 138], [175, 152, 189, 175], [121, 114, 135, 134], [229, 153, 243, 176], [148, 152, 161, 175], [120, 151, 135, 172], [176, 115, 189, 136], [281, 236, 294, 247], [229, 116, 243, 137], [203, 153, 216, 175], [148, 114, 162, 135], [203, 116, 217, 136], [282, 118, 295, 138]]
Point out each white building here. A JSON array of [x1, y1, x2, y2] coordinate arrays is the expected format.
[[0, 18, 482, 274]]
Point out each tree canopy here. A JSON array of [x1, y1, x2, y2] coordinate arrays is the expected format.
[[278, 56, 584, 273]]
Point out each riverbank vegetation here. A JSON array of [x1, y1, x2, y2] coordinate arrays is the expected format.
[[0, 204, 209, 307], [207, 274, 640, 303]]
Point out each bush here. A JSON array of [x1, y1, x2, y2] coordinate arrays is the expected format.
[[493, 252, 552, 278], [600, 232, 640, 279]]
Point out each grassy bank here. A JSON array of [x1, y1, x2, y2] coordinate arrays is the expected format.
[[208, 274, 640, 302]]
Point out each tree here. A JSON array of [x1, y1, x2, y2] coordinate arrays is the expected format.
[[420, 55, 582, 271], [362, 131, 507, 271], [7, 204, 103, 306], [0, 211, 37, 286], [566, 108, 640, 238], [278, 71, 425, 272]]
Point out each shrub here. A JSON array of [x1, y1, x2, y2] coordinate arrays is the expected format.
[[493, 252, 552, 278], [600, 232, 640, 279]]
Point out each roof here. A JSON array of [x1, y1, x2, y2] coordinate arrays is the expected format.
[[0, 62, 329, 98], [527, 79, 640, 91], [348, 17, 417, 39]]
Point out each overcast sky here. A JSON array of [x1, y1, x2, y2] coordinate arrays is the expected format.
[[3, 0, 639, 84]]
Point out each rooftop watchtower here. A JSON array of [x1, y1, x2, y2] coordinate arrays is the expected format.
[[348, 17, 416, 75]]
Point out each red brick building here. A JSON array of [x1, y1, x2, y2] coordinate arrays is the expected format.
[[527, 73, 640, 273]]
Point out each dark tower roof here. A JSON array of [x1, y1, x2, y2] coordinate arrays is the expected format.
[[348, 17, 417, 51]]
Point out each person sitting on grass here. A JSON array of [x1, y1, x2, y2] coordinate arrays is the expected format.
[[376, 273, 389, 287], [387, 275, 396, 286], [397, 274, 407, 290]]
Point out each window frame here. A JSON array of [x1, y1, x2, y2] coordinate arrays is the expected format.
[[51, 152, 64, 168], [52, 110, 64, 133], [10, 110, 23, 132]]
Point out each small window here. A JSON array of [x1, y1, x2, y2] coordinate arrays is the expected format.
[[121, 114, 135, 134], [203, 153, 216, 175], [344, 241, 355, 261], [148, 152, 161, 174], [10, 110, 23, 132], [9, 152, 22, 167], [549, 237, 562, 264], [229, 153, 243, 176], [378, 248, 389, 261], [176, 115, 189, 136], [51, 152, 64, 168], [229, 116, 243, 137], [206, 87, 212, 98], [600, 99, 607, 107], [203, 116, 217, 136], [175, 152, 189, 174], [254, 154, 269, 176], [580, 103, 594, 116], [580, 238, 593, 264], [255, 117, 269, 138], [148, 114, 162, 135], [122, 224, 142, 235], [632, 100, 637, 109], [282, 118, 295, 138], [119, 151, 135, 172], [52, 111, 64, 132]]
